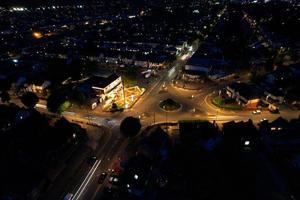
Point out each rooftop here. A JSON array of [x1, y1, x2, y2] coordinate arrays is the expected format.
[[85, 73, 120, 89], [228, 82, 264, 100]]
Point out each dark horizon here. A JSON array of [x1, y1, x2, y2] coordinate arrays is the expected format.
[[0, 0, 101, 7]]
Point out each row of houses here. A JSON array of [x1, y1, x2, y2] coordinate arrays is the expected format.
[[225, 82, 284, 109]]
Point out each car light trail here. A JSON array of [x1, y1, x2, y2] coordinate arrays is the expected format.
[[71, 159, 101, 200]]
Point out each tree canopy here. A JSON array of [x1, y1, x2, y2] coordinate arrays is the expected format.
[[47, 91, 70, 114], [120, 116, 141, 137], [21, 92, 39, 109]]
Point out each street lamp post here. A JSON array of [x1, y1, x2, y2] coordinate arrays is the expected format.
[[215, 109, 219, 122], [163, 106, 168, 133], [122, 79, 126, 108]]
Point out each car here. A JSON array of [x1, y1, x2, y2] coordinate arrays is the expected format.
[[98, 172, 108, 184], [269, 108, 280, 114], [105, 118, 115, 126], [63, 193, 73, 200], [260, 118, 268, 122], [108, 175, 119, 185], [252, 109, 261, 114]]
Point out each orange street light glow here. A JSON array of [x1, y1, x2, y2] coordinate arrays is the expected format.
[[33, 32, 43, 39]]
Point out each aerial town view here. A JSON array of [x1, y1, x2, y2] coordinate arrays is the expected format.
[[0, 0, 300, 200]]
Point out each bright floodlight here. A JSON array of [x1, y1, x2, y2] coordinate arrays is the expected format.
[[134, 174, 138, 180], [244, 141, 250, 146]]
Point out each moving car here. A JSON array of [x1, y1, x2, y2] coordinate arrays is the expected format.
[[260, 118, 268, 122], [63, 193, 73, 200], [252, 109, 261, 114]]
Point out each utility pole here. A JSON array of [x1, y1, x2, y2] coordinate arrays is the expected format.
[[122, 78, 126, 108], [165, 109, 168, 133]]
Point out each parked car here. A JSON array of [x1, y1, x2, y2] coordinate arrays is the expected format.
[[269, 107, 280, 114], [98, 172, 108, 184], [109, 174, 119, 185]]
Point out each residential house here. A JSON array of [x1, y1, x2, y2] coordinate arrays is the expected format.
[[226, 82, 263, 108], [84, 73, 123, 106]]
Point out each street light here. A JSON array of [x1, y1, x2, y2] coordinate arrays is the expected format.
[[122, 79, 126, 108], [244, 141, 250, 146], [33, 32, 42, 39], [215, 109, 219, 121]]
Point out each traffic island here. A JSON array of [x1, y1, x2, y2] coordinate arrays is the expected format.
[[159, 98, 182, 112]]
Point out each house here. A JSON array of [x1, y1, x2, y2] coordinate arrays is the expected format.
[[222, 120, 260, 151], [260, 117, 300, 152], [26, 80, 51, 96], [179, 120, 219, 143], [226, 82, 263, 108], [183, 56, 229, 81], [264, 88, 285, 104], [84, 73, 123, 105]]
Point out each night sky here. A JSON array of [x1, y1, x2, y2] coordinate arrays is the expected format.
[[1, 0, 94, 6]]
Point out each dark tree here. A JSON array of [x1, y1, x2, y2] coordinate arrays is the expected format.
[[67, 57, 84, 80], [46, 91, 67, 114], [0, 78, 11, 91], [72, 91, 86, 107], [53, 117, 87, 145], [0, 91, 10, 103], [120, 116, 141, 137], [21, 92, 39, 109]]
